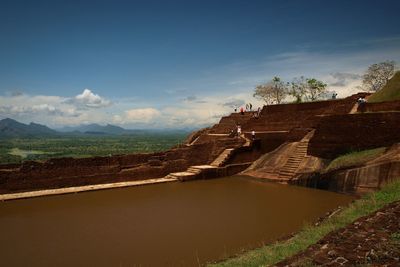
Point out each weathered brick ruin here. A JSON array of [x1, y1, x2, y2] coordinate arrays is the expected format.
[[1, 92, 399, 195]]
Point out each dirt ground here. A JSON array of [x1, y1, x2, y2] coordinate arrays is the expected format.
[[276, 201, 400, 266]]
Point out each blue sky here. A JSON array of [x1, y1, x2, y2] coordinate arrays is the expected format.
[[1, 0, 400, 128]]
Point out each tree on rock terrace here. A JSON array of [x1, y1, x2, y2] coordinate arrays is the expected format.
[[288, 76, 327, 103], [305, 78, 328, 101], [362, 60, 396, 92], [253, 76, 288, 105], [289, 76, 307, 103], [254, 76, 328, 104]]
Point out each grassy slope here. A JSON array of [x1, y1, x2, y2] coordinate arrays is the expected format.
[[323, 147, 386, 173], [368, 71, 400, 103], [208, 180, 400, 267]]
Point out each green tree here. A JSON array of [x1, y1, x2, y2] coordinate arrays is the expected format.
[[289, 76, 307, 103], [289, 76, 327, 102], [362, 60, 396, 92], [253, 76, 288, 104], [305, 78, 327, 101]]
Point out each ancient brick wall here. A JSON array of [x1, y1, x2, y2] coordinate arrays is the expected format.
[[240, 94, 367, 132], [0, 138, 238, 194], [308, 112, 400, 159], [359, 100, 400, 113]]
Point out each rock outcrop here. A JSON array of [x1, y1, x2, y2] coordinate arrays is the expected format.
[[292, 144, 400, 194]]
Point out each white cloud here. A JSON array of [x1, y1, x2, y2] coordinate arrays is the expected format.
[[66, 89, 112, 109], [1, 36, 399, 129], [0, 90, 111, 127], [124, 108, 161, 123]]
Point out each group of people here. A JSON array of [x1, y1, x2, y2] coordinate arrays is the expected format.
[[232, 125, 256, 140], [234, 103, 254, 114], [234, 103, 262, 117], [253, 107, 262, 118]]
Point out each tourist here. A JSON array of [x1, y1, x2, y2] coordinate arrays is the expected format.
[[249, 103, 253, 111], [237, 125, 242, 138], [251, 130, 256, 140], [246, 103, 249, 111], [358, 97, 367, 112], [240, 107, 244, 115], [332, 92, 337, 99]]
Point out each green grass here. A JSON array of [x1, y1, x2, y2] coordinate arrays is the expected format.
[[323, 147, 387, 173], [208, 180, 400, 267], [368, 71, 400, 103], [0, 133, 187, 164]]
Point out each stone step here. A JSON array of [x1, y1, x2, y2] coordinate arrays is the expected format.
[[279, 169, 294, 174], [279, 172, 296, 177], [286, 162, 302, 166], [281, 169, 298, 173], [287, 158, 302, 162], [187, 168, 202, 173], [280, 169, 296, 174], [278, 174, 292, 179], [278, 171, 294, 176], [210, 148, 235, 167], [283, 165, 299, 169], [166, 171, 199, 181]]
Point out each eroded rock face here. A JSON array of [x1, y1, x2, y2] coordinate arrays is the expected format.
[[292, 144, 400, 194]]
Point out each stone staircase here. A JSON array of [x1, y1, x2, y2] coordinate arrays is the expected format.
[[164, 165, 217, 181], [246, 130, 315, 182], [210, 148, 235, 167], [164, 146, 237, 181], [277, 130, 315, 180], [164, 132, 253, 182]]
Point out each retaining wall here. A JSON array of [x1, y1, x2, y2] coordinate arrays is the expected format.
[[308, 112, 400, 159]]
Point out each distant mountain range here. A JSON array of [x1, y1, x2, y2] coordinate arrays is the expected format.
[[0, 118, 194, 138], [58, 123, 136, 135], [0, 118, 58, 137]]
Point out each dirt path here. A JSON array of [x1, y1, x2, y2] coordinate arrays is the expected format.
[[276, 201, 400, 266]]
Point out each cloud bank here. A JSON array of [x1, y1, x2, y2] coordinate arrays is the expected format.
[[1, 36, 399, 129]]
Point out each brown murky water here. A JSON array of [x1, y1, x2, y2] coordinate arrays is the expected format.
[[0, 176, 353, 266]]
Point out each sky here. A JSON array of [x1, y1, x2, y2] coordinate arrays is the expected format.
[[0, 0, 400, 129]]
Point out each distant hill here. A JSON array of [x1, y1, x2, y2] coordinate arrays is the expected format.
[[59, 123, 130, 135], [0, 118, 58, 137], [0, 118, 195, 138], [368, 71, 400, 103]]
